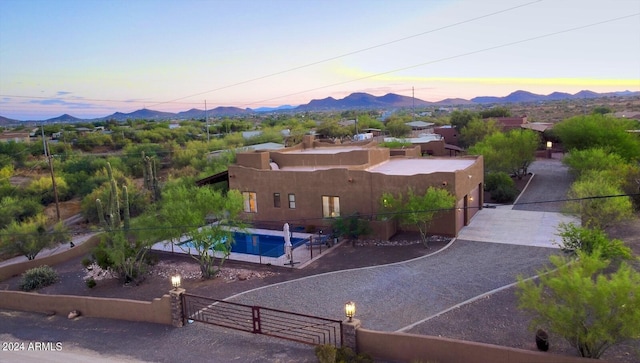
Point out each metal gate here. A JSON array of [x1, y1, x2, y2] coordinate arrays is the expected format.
[[182, 293, 342, 347]]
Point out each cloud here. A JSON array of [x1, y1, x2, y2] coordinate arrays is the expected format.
[[56, 91, 72, 96], [28, 98, 100, 109]]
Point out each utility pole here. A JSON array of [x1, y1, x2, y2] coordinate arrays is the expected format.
[[45, 139, 61, 222], [355, 116, 359, 136], [205, 100, 210, 142], [412, 86, 415, 121]]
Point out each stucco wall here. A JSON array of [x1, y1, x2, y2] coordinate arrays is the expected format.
[[0, 291, 172, 326], [357, 328, 604, 363], [230, 156, 482, 237]]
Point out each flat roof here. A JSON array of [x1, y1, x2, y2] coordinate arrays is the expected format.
[[284, 147, 364, 155], [368, 158, 475, 175]]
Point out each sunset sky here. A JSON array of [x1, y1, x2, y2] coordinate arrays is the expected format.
[[1, 0, 639, 120]]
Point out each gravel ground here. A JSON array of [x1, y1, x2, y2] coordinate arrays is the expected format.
[[225, 241, 557, 332]]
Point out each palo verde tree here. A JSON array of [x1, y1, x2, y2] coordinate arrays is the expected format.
[[152, 180, 244, 279], [553, 114, 640, 162], [383, 187, 456, 247], [459, 118, 501, 148], [566, 170, 634, 229], [0, 214, 69, 260], [555, 222, 632, 260], [469, 129, 539, 179], [517, 248, 640, 359]]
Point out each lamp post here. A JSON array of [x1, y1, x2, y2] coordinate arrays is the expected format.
[[171, 275, 181, 290], [345, 301, 356, 322], [546, 141, 553, 159]]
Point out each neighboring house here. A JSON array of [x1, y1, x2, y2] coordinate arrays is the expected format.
[[75, 127, 92, 135], [0, 131, 31, 143], [227, 135, 483, 238], [491, 116, 528, 131], [383, 134, 447, 156], [405, 121, 435, 137], [614, 111, 640, 121], [434, 125, 459, 145]]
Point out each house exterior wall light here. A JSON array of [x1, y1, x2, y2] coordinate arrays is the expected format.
[[171, 275, 181, 290], [345, 301, 356, 322]]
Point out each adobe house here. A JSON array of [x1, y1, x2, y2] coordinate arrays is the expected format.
[[227, 135, 483, 239]]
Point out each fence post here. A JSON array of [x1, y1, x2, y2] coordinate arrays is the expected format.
[[342, 318, 361, 351], [170, 288, 186, 327]]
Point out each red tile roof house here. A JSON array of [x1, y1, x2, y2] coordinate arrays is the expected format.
[[227, 135, 484, 239]]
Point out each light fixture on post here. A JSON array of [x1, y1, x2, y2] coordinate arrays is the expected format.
[[345, 301, 356, 322], [171, 274, 181, 290], [546, 141, 553, 159]]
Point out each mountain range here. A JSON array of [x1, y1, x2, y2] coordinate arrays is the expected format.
[[2, 89, 638, 124]]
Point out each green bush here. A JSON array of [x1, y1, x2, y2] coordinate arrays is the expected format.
[[315, 344, 336, 363], [19, 265, 58, 291], [85, 277, 97, 288], [485, 172, 518, 203], [314, 344, 374, 363], [81, 257, 93, 268], [491, 183, 519, 203], [484, 172, 514, 192]]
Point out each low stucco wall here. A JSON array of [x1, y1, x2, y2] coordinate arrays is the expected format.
[[0, 290, 172, 326], [357, 328, 604, 363], [0, 234, 101, 282]]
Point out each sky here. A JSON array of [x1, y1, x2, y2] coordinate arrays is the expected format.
[[1, 0, 639, 121]]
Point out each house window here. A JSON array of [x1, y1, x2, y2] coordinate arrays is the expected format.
[[322, 196, 340, 217], [288, 194, 296, 209], [273, 193, 281, 208], [243, 192, 257, 213]]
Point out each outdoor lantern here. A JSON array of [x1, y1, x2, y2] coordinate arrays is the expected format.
[[171, 275, 181, 290], [546, 141, 553, 149], [345, 301, 356, 322]]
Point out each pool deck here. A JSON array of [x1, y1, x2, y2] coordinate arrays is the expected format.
[[150, 227, 336, 269]]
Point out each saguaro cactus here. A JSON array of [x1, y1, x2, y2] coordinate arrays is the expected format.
[[96, 162, 129, 232], [142, 151, 160, 201]]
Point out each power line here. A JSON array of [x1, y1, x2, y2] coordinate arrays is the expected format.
[[146, 0, 545, 108], [243, 13, 640, 108], [1, 0, 547, 110]]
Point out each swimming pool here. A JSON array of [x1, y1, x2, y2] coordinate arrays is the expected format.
[[179, 231, 305, 258]]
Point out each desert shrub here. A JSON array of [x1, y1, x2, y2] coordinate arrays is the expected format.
[[315, 344, 374, 363], [85, 277, 97, 288], [81, 257, 93, 268], [491, 183, 519, 203], [336, 346, 373, 363], [19, 265, 58, 291], [485, 172, 518, 203], [315, 344, 336, 363], [484, 172, 514, 192], [557, 223, 632, 260]]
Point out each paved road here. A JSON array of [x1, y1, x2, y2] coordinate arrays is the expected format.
[[0, 158, 574, 362]]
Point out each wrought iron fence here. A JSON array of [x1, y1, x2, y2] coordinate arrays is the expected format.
[[182, 293, 342, 347]]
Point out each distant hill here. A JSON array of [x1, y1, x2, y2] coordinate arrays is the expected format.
[[45, 114, 82, 123], [2, 90, 638, 122], [296, 92, 431, 111], [253, 105, 295, 112], [103, 108, 178, 121], [0, 115, 20, 126], [471, 90, 640, 104]]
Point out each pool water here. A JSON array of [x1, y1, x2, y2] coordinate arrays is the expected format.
[[179, 231, 304, 258]]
